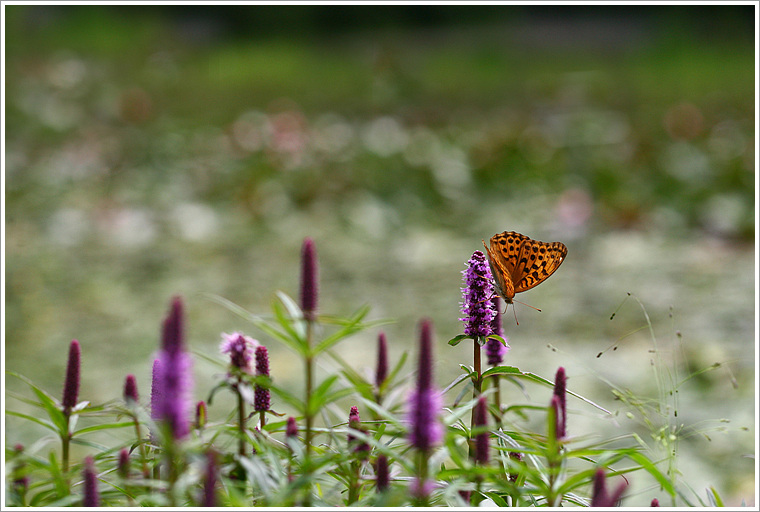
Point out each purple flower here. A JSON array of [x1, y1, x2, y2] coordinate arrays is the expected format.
[[201, 450, 218, 507], [286, 416, 298, 439], [150, 359, 162, 421], [348, 406, 370, 456], [410, 477, 435, 502], [473, 396, 489, 465], [375, 331, 388, 390], [590, 468, 627, 507], [651, 498, 660, 506], [460, 251, 496, 338], [407, 319, 443, 451], [117, 449, 130, 480], [220, 332, 259, 374], [375, 454, 389, 493], [195, 401, 207, 430], [553, 367, 567, 439], [62, 340, 81, 413], [300, 237, 318, 320], [485, 296, 509, 365], [82, 456, 100, 507], [254, 345, 270, 412], [154, 297, 194, 441], [124, 374, 139, 404]]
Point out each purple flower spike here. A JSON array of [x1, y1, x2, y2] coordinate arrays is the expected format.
[[348, 406, 370, 456], [300, 237, 318, 320], [474, 396, 489, 465], [62, 340, 81, 413], [154, 296, 194, 441], [286, 416, 298, 439], [124, 374, 139, 404], [407, 319, 443, 452], [590, 468, 627, 507], [485, 296, 509, 365], [150, 359, 162, 421], [553, 367, 567, 439], [195, 401, 207, 429], [375, 454, 389, 493], [202, 450, 218, 507], [460, 251, 496, 339], [82, 456, 100, 507], [117, 449, 130, 479], [220, 332, 259, 374], [375, 332, 388, 389], [254, 345, 271, 412], [410, 477, 434, 502], [162, 296, 184, 354]]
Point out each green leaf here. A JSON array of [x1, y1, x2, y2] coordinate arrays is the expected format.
[[481, 365, 521, 378], [325, 349, 374, 401], [312, 306, 374, 356], [74, 421, 134, 436], [4, 410, 59, 433], [448, 334, 469, 346], [626, 451, 677, 497], [482, 491, 509, 507], [442, 373, 474, 395], [382, 350, 408, 392], [271, 295, 307, 352], [486, 334, 508, 346], [269, 383, 306, 414], [307, 375, 341, 415], [8, 371, 68, 436]]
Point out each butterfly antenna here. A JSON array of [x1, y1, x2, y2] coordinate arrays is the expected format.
[[513, 299, 542, 313]]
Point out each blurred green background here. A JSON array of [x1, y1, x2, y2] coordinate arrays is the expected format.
[[4, 5, 755, 506]]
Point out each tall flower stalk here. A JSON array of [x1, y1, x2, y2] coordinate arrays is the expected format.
[[471, 395, 489, 503], [546, 367, 569, 506], [123, 375, 149, 478], [153, 296, 193, 505], [486, 296, 508, 422], [407, 319, 442, 506], [347, 406, 369, 504], [61, 340, 81, 473], [82, 456, 100, 507], [220, 332, 258, 457], [300, 237, 318, 462], [460, 251, 496, 456], [254, 345, 271, 429]]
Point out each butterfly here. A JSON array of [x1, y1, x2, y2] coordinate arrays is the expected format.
[[482, 231, 567, 309]]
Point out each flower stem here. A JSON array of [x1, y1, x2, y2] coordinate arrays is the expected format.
[[237, 379, 246, 457], [469, 339, 482, 459], [490, 374, 502, 424], [61, 413, 71, 474], [303, 319, 315, 506]]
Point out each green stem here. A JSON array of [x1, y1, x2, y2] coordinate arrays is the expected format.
[[347, 460, 361, 505], [62, 412, 71, 474], [132, 416, 150, 479], [237, 380, 246, 457], [469, 340, 483, 459], [303, 319, 315, 506], [490, 374, 502, 424], [414, 449, 430, 506], [165, 438, 177, 507]]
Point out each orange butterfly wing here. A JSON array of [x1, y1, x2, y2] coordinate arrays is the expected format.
[[484, 231, 567, 302]]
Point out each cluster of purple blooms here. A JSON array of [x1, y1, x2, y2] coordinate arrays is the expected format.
[[460, 251, 510, 364]]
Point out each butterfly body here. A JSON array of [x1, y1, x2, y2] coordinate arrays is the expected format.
[[482, 231, 567, 305]]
